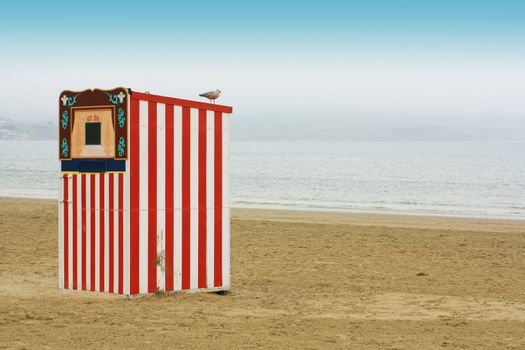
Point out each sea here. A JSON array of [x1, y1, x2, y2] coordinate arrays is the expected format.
[[1, 139, 524, 219]]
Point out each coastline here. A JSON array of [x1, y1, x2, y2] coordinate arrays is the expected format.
[[2, 194, 524, 222], [233, 207, 525, 233]]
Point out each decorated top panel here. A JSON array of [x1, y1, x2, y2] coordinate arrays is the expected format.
[[58, 88, 128, 160]]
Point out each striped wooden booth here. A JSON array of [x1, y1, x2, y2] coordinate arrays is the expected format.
[[58, 88, 232, 295]]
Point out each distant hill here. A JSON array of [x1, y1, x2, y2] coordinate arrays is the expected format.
[[1, 116, 523, 142], [0, 118, 56, 140]]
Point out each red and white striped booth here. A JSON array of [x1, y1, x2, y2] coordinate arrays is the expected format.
[[58, 88, 232, 295]]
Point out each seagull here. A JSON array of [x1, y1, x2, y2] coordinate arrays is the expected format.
[[199, 89, 221, 104]]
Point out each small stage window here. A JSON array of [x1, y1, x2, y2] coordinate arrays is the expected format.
[[85, 122, 101, 145]]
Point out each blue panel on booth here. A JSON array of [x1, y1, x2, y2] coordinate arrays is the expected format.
[[61, 158, 126, 172]]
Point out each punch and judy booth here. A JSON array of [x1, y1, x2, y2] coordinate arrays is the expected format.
[[58, 87, 233, 295]]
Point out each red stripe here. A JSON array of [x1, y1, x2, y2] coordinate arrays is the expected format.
[[81, 174, 86, 290], [99, 173, 105, 292], [130, 97, 140, 294], [198, 109, 207, 288], [148, 101, 157, 293], [165, 104, 174, 291], [90, 174, 95, 291], [72, 175, 78, 290], [118, 173, 124, 294], [182, 106, 191, 290], [214, 112, 223, 287], [63, 176, 69, 289], [108, 173, 114, 293], [131, 92, 233, 114]]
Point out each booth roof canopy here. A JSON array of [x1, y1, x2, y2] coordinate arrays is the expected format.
[[130, 90, 233, 114]]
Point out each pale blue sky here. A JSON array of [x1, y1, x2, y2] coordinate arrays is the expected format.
[[0, 0, 524, 130]]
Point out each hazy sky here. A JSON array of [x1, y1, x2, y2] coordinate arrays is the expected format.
[[0, 0, 524, 130]]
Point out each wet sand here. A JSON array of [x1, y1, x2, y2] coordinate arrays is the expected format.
[[1, 197, 524, 349]]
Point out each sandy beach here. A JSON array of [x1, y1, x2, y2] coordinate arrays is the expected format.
[[1, 197, 524, 349]]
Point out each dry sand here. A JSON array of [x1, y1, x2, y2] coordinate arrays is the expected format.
[[1, 197, 524, 349]]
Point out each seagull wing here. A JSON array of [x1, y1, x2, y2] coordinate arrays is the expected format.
[[199, 91, 213, 98]]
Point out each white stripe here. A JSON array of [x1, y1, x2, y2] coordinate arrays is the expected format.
[[190, 108, 199, 209], [86, 175, 91, 291], [206, 208, 214, 288], [139, 100, 149, 294], [174, 106, 183, 209], [104, 173, 110, 292], [173, 106, 183, 290], [123, 170, 130, 295], [174, 209, 182, 291], [157, 215, 165, 291], [94, 174, 100, 292], [77, 175, 83, 290], [190, 208, 199, 289], [190, 108, 199, 289], [222, 116, 230, 287], [123, 89, 131, 295], [222, 116, 230, 209], [157, 103, 166, 291], [58, 175, 64, 289], [206, 111, 215, 288], [68, 175, 73, 289], [157, 104, 166, 212], [114, 174, 120, 293]]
